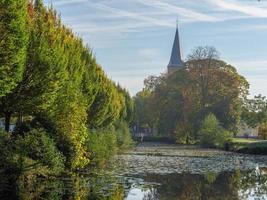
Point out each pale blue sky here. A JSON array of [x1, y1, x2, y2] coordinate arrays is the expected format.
[[44, 0, 267, 96]]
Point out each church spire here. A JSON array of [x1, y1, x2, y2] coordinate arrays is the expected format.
[[167, 20, 184, 73]]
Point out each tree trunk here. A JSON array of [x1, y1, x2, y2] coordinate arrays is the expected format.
[[5, 112, 11, 132], [17, 110, 23, 134], [18, 110, 23, 126]]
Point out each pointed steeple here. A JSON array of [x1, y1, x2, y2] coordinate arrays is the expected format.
[[167, 21, 184, 73]]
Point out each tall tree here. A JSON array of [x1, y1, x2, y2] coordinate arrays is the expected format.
[[0, 0, 28, 97], [187, 46, 249, 132], [134, 46, 249, 143], [0, 0, 28, 131], [0, 0, 133, 170]]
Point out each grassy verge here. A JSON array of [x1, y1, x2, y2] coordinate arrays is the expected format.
[[227, 138, 267, 155]]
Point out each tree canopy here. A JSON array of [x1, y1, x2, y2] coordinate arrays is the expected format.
[[134, 46, 249, 143], [0, 0, 28, 97], [0, 0, 133, 170]]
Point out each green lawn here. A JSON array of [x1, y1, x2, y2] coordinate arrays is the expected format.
[[229, 138, 267, 155]]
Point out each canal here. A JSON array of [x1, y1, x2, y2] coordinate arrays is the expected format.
[[2, 142, 267, 200]]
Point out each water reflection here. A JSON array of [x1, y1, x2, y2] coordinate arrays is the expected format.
[[0, 171, 125, 200], [1, 168, 267, 200], [126, 169, 267, 200]]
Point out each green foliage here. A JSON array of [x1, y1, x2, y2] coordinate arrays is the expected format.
[[50, 84, 90, 169], [134, 89, 154, 130], [16, 128, 65, 174], [0, 0, 133, 173], [18, 3, 68, 113], [134, 47, 248, 143], [228, 138, 267, 154], [16, 178, 64, 200], [115, 120, 133, 149], [204, 171, 218, 184], [241, 94, 267, 127], [88, 79, 125, 129], [117, 85, 134, 124], [0, 127, 65, 184], [0, 129, 19, 174], [0, 0, 28, 97], [199, 114, 232, 148], [175, 121, 195, 144], [86, 121, 133, 166], [156, 71, 188, 138], [86, 129, 117, 166]]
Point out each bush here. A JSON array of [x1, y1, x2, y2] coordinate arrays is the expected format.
[[0, 130, 22, 198], [0, 130, 19, 175], [16, 128, 65, 174], [86, 129, 117, 166], [175, 122, 196, 144], [86, 122, 133, 166], [0, 130, 13, 168], [115, 121, 133, 150], [199, 114, 232, 148]]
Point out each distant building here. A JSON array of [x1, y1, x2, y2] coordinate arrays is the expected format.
[[237, 121, 259, 138], [167, 22, 185, 74]]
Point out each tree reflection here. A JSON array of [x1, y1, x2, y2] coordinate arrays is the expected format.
[[136, 169, 267, 200], [0, 172, 124, 200], [143, 188, 160, 200], [238, 168, 267, 199], [0, 168, 266, 200]]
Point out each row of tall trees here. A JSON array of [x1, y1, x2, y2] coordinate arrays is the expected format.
[[134, 46, 249, 144], [0, 0, 28, 97], [0, 0, 133, 171]]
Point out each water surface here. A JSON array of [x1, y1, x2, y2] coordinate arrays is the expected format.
[[111, 142, 267, 200], [1, 142, 267, 200]]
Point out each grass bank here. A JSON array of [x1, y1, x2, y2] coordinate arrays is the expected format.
[[227, 138, 267, 155]]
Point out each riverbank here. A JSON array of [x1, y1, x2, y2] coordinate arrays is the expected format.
[[227, 138, 267, 155], [134, 136, 267, 155], [1, 141, 267, 199]]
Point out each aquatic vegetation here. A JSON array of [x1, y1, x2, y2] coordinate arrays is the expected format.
[[110, 143, 267, 175], [1, 142, 267, 199]]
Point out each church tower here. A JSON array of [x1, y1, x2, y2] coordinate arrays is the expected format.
[[167, 22, 184, 73]]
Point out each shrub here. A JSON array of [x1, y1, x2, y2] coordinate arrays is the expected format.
[[86, 129, 117, 166], [175, 122, 196, 144], [115, 121, 133, 150], [16, 128, 65, 174], [86, 122, 133, 166], [199, 114, 232, 148], [0, 130, 19, 174], [0, 130, 22, 198]]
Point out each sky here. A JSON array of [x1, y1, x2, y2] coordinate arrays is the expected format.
[[43, 0, 267, 96]]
